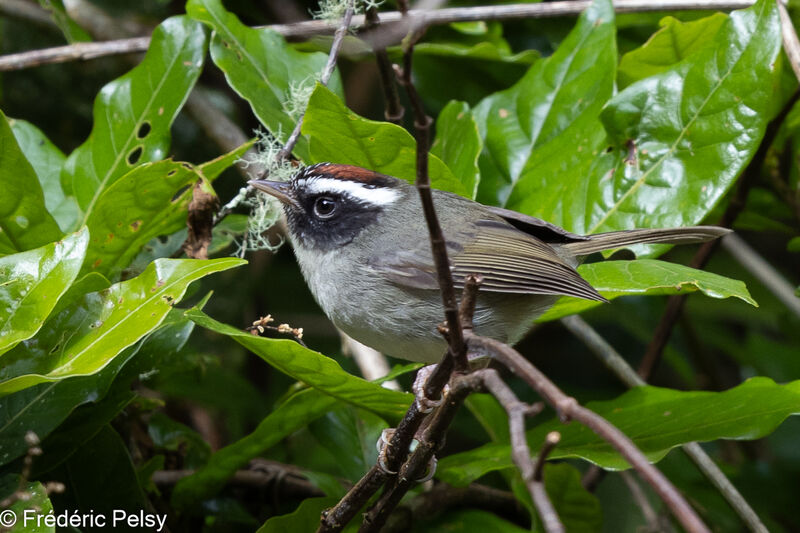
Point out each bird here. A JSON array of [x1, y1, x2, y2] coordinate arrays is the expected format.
[[250, 163, 729, 363]]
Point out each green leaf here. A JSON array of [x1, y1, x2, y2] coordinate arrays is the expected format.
[[790, 236, 800, 253], [82, 160, 203, 278], [431, 101, 482, 199], [172, 387, 338, 508], [0, 258, 244, 395], [37, 0, 91, 43], [29, 310, 196, 475], [9, 118, 80, 232], [55, 425, 149, 520], [0, 110, 63, 254], [0, 228, 88, 355], [473, 0, 616, 206], [587, 0, 781, 241], [539, 259, 757, 321], [303, 85, 468, 196], [199, 139, 256, 181], [61, 16, 207, 219], [438, 377, 800, 483], [308, 407, 386, 482], [540, 463, 603, 533], [186, 0, 341, 162], [415, 509, 529, 533], [257, 496, 339, 533], [5, 481, 56, 533], [186, 308, 413, 419], [618, 13, 727, 88]]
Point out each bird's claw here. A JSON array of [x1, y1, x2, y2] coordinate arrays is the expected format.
[[412, 364, 449, 413], [375, 428, 438, 481]]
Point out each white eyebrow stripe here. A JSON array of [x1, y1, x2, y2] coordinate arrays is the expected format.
[[303, 177, 400, 206]]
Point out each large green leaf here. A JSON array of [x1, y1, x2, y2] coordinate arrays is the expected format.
[[258, 497, 340, 533], [303, 85, 468, 196], [0, 110, 63, 255], [0, 228, 88, 356], [431, 101, 482, 199], [0, 258, 244, 395], [82, 160, 203, 278], [617, 14, 727, 88], [437, 377, 800, 484], [577, 0, 779, 241], [61, 16, 206, 218], [473, 0, 616, 206], [186, 0, 340, 162], [172, 387, 339, 508], [4, 480, 56, 533], [10, 118, 80, 232], [538, 258, 757, 321], [186, 309, 412, 419]]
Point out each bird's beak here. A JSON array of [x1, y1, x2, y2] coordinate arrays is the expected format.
[[248, 179, 300, 209]]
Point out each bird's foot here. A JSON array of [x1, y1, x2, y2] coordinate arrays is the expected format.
[[375, 428, 438, 481], [412, 364, 449, 413]]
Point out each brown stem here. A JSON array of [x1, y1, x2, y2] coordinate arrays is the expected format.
[[0, 2, 758, 71], [481, 370, 563, 533], [275, 0, 355, 162], [466, 334, 710, 533], [365, 5, 404, 123], [638, 89, 800, 380]]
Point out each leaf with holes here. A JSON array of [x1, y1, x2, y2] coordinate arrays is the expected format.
[[61, 16, 206, 219], [0, 258, 244, 396], [10, 118, 80, 233], [473, 0, 616, 207], [187, 0, 341, 162], [437, 377, 800, 484], [0, 228, 88, 356], [303, 85, 468, 196], [538, 259, 757, 321], [432, 101, 482, 199], [82, 160, 204, 278], [0, 110, 63, 255], [617, 13, 727, 88]]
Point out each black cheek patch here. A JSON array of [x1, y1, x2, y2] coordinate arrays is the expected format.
[[287, 201, 381, 252]]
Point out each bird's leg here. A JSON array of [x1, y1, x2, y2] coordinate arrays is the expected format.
[[376, 351, 489, 477]]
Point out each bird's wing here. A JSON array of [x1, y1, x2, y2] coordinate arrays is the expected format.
[[368, 218, 607, 302]]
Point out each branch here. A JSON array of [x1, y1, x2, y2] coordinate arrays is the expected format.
[[466, 334, 711, 533], [396, 23, 469, 372], [620, 471, 672, 533], [0, 1, 758, 72], [481, 370, 562, 533], [275, 0, 355, 162], [565, 315, 768, 533], [364, 5, 404, 123], [384, 483, 529, 532], [638, 88, 800, 379], [721, 234, 800, 318]]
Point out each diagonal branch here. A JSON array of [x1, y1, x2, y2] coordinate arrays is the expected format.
[[0, 1, 757, 72], [564, 314, 768, 533]]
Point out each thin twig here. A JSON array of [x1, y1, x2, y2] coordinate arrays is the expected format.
[[620, 471, 671, 533], [364, 5, 404, 123], [384, 482, 529, 532], [638, 89, 800, 379], [722, 234, 800, 318], [466, 333, 711, 533], [778, 0, 800, 83], [0, 1, 757, 72], [396, 26, 469, 373], [482, 369, 563, 533], [275, 0, 355, 162], [566, 315, 768, 533], [359, 374, 483, 532]]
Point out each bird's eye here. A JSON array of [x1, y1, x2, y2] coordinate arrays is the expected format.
[[313, 196, 337, 218]]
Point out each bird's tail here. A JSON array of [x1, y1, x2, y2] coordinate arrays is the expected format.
[[562, 226, 731, 256]]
